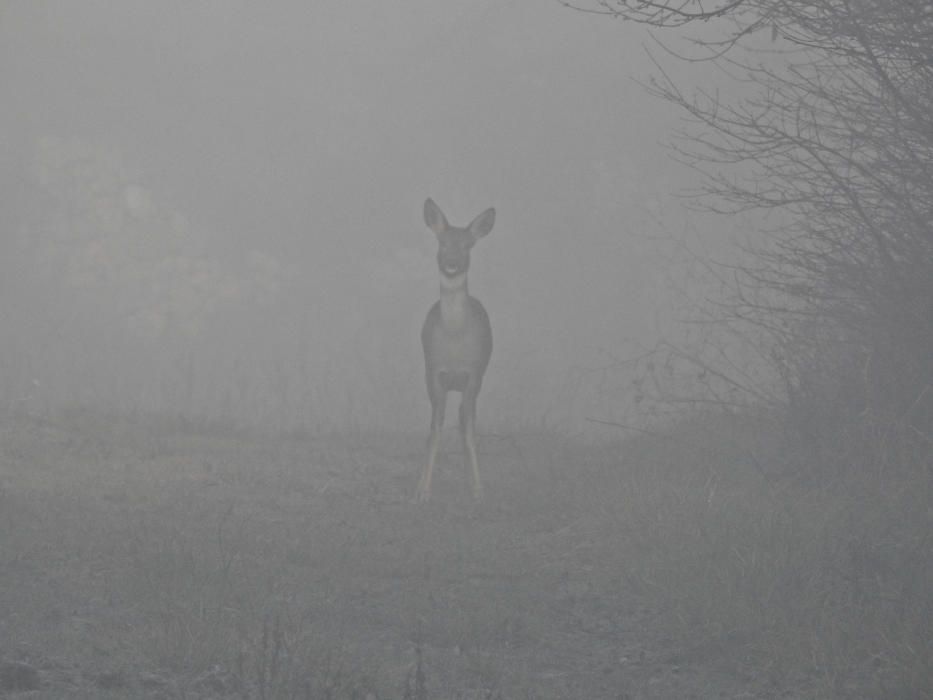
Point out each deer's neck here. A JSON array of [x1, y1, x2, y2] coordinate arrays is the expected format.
[[439, 273, 469, 329]]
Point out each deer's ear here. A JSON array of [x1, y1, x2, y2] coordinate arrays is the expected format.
[[424, 198, 448, 235], [468, 207, 495, 239]]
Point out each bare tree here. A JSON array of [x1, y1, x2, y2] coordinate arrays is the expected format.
[[574, 0, 933, 450]]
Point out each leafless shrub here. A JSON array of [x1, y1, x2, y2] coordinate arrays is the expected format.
[[573, 0, 933, 463]]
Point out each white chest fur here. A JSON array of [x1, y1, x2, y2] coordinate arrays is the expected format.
[[439, 274, 470, 332]]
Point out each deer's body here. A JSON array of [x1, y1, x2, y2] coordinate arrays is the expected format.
[[415, 198, 495, 502], [422, 293, 492, 395]]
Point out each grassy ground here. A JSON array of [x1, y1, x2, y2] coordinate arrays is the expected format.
[[0, 409, 930, 698]]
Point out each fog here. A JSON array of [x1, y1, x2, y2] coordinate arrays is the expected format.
[[0, 1, 731, 433]]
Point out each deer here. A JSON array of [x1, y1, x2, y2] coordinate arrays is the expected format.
[[415, 198, 496, 503]]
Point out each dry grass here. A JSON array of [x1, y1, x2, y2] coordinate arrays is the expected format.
[[0, 409, 929, 698]]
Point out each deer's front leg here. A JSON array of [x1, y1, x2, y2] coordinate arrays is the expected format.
[[416, 380, 445, 503], [459, 384, 483, 500]]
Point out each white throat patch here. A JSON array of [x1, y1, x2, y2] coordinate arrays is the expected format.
[[439, 272, 469, 329], [440, 271, 467, 291]]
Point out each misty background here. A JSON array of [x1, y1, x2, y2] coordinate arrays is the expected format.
[[0, 1, 736, 433]]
